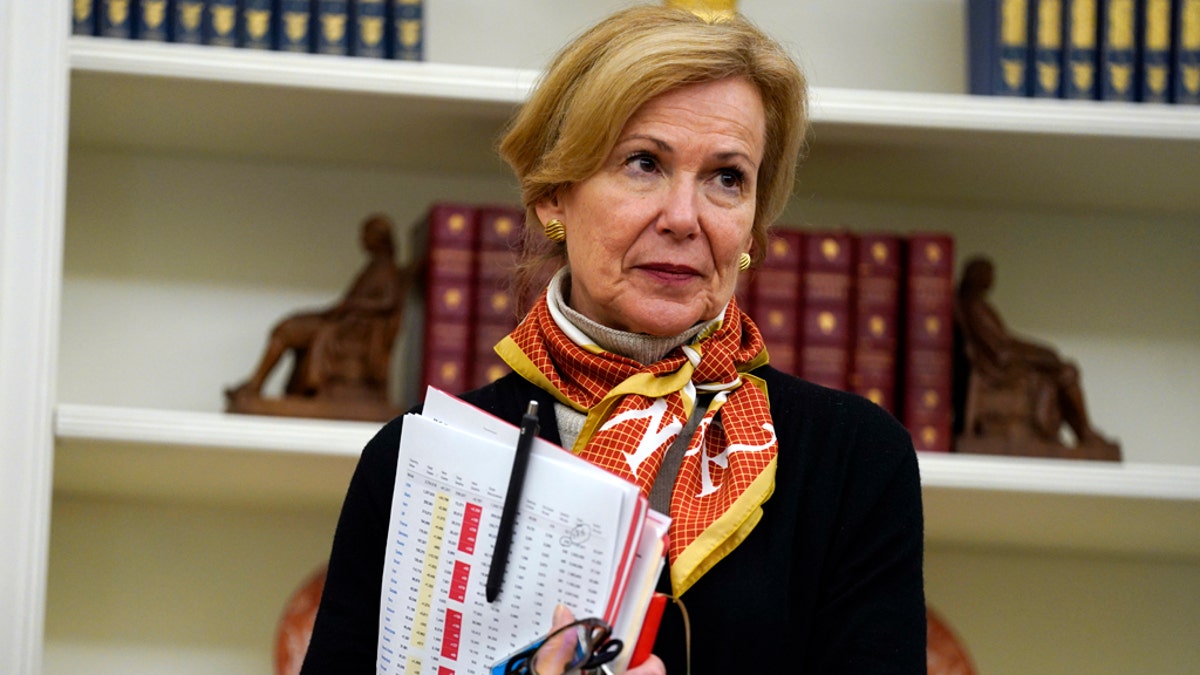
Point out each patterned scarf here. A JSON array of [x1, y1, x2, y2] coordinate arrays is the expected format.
[[494, 283, 778, 595]]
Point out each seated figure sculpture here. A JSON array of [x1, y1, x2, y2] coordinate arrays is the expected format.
[[226, 214, 413, 421], [954, 256, 1120, 460]]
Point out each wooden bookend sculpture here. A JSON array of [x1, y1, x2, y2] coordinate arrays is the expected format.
[[226, 214, 416, 422], [953, 256, 1120, 461]]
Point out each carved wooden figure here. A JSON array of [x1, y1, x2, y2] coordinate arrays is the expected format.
[[954, 256, 1120, 461], [226, 214, 415, 422]]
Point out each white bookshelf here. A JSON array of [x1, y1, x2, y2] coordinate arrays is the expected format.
[[54, 404, 1200, 559], [1, 2, 1197, 673]]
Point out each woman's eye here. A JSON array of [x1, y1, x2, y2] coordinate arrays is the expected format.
[[717, 168, 745, 190], [626, 152, 657, 174]]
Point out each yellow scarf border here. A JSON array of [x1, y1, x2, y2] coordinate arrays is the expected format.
[[672, 456, 775, 596]]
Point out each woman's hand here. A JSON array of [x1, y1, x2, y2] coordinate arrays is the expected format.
[[536, 605, 666, 674], [624, 653, 666, 675]]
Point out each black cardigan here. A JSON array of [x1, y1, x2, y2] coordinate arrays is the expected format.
[[302, 366, 926, 674]]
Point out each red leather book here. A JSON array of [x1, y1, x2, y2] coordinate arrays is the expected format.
[[799, 230, 854, 390], [901, 232, 956, 452], [748, 230, 803, 375], [418, 203, 478, 395], [851, 233, 902, 414], [470, 204, 525, 390]]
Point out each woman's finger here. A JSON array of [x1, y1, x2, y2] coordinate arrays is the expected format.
[[625, 653, 667, 675], [531, 604, 577, 674]]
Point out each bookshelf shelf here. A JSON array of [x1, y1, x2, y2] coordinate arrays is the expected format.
[[70, 37, 1200, 212], [54, 405, 373, 510], [919, 452, 1200, 560], [52, 403, 1200, 559]]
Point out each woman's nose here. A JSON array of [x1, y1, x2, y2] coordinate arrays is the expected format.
[[656, 178, 701, 239]]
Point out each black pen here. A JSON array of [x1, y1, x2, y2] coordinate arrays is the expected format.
[[486, 400, 539, 603]]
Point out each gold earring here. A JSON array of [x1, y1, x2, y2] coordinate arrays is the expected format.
[[543, 218, 566, 242], [738, 252, 752, 271]]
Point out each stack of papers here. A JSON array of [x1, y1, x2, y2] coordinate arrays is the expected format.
[[377, 388, 669, 674]]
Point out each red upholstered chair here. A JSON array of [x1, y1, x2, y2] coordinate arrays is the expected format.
[[274, 564, 327, 675]]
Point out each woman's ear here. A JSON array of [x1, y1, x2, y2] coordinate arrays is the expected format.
[[534, 190, 564, 227]]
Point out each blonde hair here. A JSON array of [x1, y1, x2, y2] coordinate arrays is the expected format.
[[499, 4, 808, 304]]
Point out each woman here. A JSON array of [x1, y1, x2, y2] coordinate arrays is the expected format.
[[303, 5, 925, 674]]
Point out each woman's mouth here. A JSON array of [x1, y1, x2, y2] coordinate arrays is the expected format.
[[637, 263, 701, 283]]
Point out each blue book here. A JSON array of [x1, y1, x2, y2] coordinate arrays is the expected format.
[[173, 0, 205, 43], [1099, 0, 1139, 101], [138, 0, 172, 41], [356, 0, 387, 57], [99, 0, 135, 38], [1176, 0, 1200, 103], [1064, 0, 1101, 98], [278, 0, 313, 52], [1033, 0, 1066, 96], [240, 0, 275, 49], [1139, 0, 1174, 101], [968, 0, 1032, 96], [204, 0, 239, 48], [390, 0, 422, 61], [316, 0, 351, 55], [73, 0, 98, 36]]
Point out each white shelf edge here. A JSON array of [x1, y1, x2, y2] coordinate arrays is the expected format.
[[55, 403, 381, 456], [810, 87, 1200, 140], [69, 37, 1200, 142], [918, 451, 1200, 502], [56, 403, 1200, 503], [68, 35, 539, 104]]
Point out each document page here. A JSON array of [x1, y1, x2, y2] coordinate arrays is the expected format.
[[376, 400, 642, 675]]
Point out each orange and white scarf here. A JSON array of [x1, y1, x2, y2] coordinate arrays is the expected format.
[[494, 280, 778, 595]]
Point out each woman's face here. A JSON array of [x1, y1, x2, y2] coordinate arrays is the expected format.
[[536, 76, 766, 336]]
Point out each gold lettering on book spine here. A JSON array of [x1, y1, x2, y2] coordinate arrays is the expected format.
[[1001, 0, 1028, 45], [1110, 64, 1133, 92], [1144, 0, 1172, 94], [1003, 0, 1032, 90], [212, 5, 236, 36], [490, 292, 510, 314], [1039, 0, 1062, 47], [283, 12, 308, 42], [143, 1, 166, 27], [245, 10, 270, 39], [75, 0, 92, 20], [399, 19, 421, 48], [1186, 0, 1200, 45], [107, 0, 129, 24], [1071, 0, 1097, 46], [817, 311, 837, 336], [1071, 62, 1095, 90], [1069, 0, 1097, 90], [820, 237, 840, 262], [360, 18, 384, 45], [1147, 0, 1171, 49], [359, 0, 384, 46], [322, 13, 347, 43], [1038, 0, 1063, 91], [870, 241, 889, 264], [180, 2, 203, 30], [923, 241, 944, 265], [1108, 0, 1134, 47], [1186, 0, 1200, 95]]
